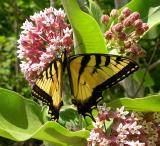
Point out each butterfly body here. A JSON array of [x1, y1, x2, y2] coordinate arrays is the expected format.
[[32, 53, 139, 120]]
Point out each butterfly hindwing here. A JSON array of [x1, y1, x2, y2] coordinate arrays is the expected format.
[[32, 59, 63, 120], [67, 54, 139, 118]]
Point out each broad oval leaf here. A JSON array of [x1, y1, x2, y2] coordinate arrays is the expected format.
[[107, 94, 160, 112], [0, 88, 89, 146], [62, 0, 107, 54]]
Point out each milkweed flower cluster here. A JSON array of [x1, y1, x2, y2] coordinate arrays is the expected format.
[[136, 112, 160, 146], [87, 104, 160, 146], [101, 7, 149, 57], [17, 7, 73, 84]]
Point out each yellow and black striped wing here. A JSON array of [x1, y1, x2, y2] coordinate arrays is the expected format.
[[32, 59, 63, 120], [67, 54, 139, 118]]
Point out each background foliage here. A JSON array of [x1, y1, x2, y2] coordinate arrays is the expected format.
[[0, 0, 160, 145], [0, 0, 50, 145]]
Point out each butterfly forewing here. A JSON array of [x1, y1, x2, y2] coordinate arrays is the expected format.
[[32, 59, 63, 120], [32, 53, 139, 121], [68, 54, 139, 117]]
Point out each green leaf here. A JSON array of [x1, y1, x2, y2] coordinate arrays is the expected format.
[[32, 0, 48, 9], [104, 119, 113, 135], [59, 106, 79, 127], [33, 122, 89, 146], [104, 120, 113, 130], [107, 94, 160, 112], [0, 88, 44, 141], [125, 0, 160, 35], [62, 0, 107, 54], [143, 25, 160, 39], [0, 36, 6, 43], [0, 88, 90, 146], [60, 106, 78, 122], [134, 69, 154, 88], [88, 0, 106, 32]]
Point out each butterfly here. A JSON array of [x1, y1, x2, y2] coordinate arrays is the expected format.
[[32, 53, 139, 120]]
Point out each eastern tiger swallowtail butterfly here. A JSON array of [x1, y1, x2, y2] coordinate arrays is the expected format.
[[32, 53, 139, 120]]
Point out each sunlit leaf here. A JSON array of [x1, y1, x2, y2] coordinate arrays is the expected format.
[[107, 94, 160, 112], [0, 88, 89, 146], [62, 0, 107, 54]]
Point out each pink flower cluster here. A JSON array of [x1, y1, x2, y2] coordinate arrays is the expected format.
[[17, 7, 73, 84], [101, 7, 149, 57], [87, 104, 160, 146], [136, 112, 160, 146]]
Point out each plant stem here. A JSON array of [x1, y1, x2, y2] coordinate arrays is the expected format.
[[50, 0, 55, 7], [114, 0, 129, 8], [13, 0, 20, 92], [149, 59, 160, 71], [134, 38, 160, 97]]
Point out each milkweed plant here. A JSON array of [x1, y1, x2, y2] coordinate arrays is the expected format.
[[0, 0, 160, 146], [17, 7, 73, 85]]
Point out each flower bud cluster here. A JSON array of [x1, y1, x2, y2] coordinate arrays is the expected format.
[[17, 7, 73, 84], [87, 105, 160, 146], [135, 112, 160, 146], [102, 7, 149, 57]]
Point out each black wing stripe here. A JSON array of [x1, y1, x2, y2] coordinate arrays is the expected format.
[[105, 56, 110, 67], [92, 56, 126, 76], [115, 56, 122, 63], [49, 63, 53, 80], [78, 55, 90, 82], [92, 55, 101, 74], [95, 55, 101, 67], [32, 85, 52, 104], [94, 62, 119, 77], [46, 66, 49, 79], [54, 61, 58, 80], [108, 59, 128, 74], [110, 58, 125, 67]]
